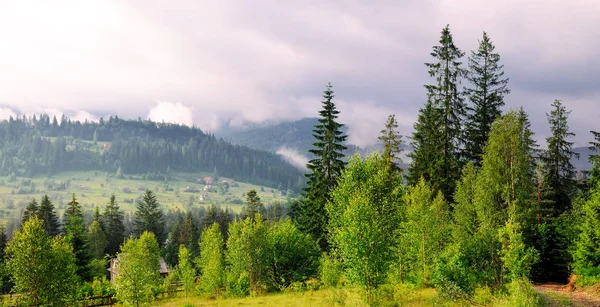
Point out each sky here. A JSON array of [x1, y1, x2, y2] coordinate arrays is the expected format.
[[0, 0, 598, 148]]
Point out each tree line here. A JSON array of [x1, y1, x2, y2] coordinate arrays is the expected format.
[[0, 115, 305, 192], [1, 24, 599, 306]]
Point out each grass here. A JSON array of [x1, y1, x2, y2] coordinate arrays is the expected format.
[[151, 287, 451, 307], [0, 170, 290, 223]]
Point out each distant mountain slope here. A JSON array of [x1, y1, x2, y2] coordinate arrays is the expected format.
[[573, 146, 595, 171], [0, 115, 305, 191], [218, 118, 364, 158]]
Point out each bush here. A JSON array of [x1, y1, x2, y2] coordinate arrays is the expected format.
[[320, 254, 343, 288], [504, 279, 543, 307], [226, 270, 250, 297], [432, 244, 478, 299]]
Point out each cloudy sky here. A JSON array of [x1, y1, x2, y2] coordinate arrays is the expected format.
[[0, 0, 598, 147]]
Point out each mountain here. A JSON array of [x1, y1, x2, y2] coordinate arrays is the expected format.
[[218, 117, 364, 158], [0, 115, 305, 191]]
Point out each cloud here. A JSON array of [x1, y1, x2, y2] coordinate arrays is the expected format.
[[147, 101, 193, 126], [276, 147, 309, 171], [0, 107, 17, 121], [0, 0, 598, 147]]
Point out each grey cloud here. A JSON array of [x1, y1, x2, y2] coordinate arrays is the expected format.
[[0, 0, 598, 148]]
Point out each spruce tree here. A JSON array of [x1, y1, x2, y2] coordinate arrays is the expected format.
[[589, 130, 600, 188], [64, 194, 92, 281], [464, 32, 510, 166], [242, 189, 264, 221], [179, 212, 199, 259], [134, 190, 166, 246], [103, 195, 125, 256], [378, 114, 404, 171], [540, 100, 579, 217], [22, 199, 40, 224], [409, 25, 467, 201], [38, 195, 60, 236], [296, 83, 347, 250]]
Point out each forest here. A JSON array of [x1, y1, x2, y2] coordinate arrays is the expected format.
[[0, 25, 599, 306], [0, 115, 305, 192]]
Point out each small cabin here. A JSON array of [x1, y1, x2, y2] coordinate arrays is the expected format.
[[109, 257, 169, 282]]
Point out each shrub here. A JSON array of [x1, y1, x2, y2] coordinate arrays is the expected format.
[[504, 279, 543, 307], [320, 254, 343, 288]]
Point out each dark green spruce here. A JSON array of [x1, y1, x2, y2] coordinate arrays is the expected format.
[[64, 194, 92, 281], [102, 195, 126, 256], [134, 190, 166, 246], [408, 25, 467, 200], [464, 32, 510, 166], [295, 83, 347, 251]]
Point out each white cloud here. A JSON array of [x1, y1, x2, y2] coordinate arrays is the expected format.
[[147, 101, 193, 126], [276, 147, 309, 171], [0, 107, 17, 121]]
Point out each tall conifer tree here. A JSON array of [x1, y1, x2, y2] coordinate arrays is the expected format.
[[134, 190, 166, 246], [378, 114, 404, 171], [38, 195, 60, 236], [464, 32, 510, 166], [296, 83, 347, 250], [540, 100, 579, 217], [64, 194, 92, 281], [103, 195, 126, 256], [409, 25, 467, 200]]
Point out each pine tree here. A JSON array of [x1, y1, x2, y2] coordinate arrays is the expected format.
[[378, 114, 404, 171], [22, 199, 40, 224], [38, 195, 60, 236], [134, 190, 166, 245], [297, 83, 347, 250], [589, 130, 600, 188], [409, 25, 467, 201], [64, 194, 92, 281], [464, 32, 510, 166], [103, 195, 125, 256], [87, 220, 107, 259], [180, 212, 199, 259], [242, 189, 264, 221], [540, 100, 579, 217]]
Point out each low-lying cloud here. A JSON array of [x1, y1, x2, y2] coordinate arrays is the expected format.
[[147, 101, 194, 127], [276, 147, 309, 171]]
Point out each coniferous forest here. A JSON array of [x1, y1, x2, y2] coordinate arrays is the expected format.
[[0, 25, 599, 307]]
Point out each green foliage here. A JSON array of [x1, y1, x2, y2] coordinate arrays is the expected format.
[[266, 219, 320, 289], [102, 195, 126, 256], [64, 194, 92, 281], [225, 216, 268, 296], [464, 32, 509, 166], [134, 190, 166, 245], [5, 217, 79, 306], [320, 254, 343, 289], [0, 115, 303, 191], [297, 83, 347, 251], [88, 220, 107, 259], [573, 182, 600, 282], [114, 231, 162, 307], [178, 245, 197, 297], [498, 218, 539, 282], [378, 114, 404, 171], [199, 223, 225, 296], [540, 99, 579, 217], [504, 279, 544, 307], [400, 178, 450, 285], [242, 189, 264, 221], [328, 153, 404, 304], [409, 25, 467, 201]]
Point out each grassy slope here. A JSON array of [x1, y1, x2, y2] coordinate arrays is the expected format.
[[0, 170, 288, 223], [152, 288, 451, 307]]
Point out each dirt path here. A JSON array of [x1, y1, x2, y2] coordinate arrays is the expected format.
[[534, 283, 600, 307]]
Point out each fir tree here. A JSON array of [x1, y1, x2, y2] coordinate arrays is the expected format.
[[242, 189, 264, 221], [179, 212, 199, 259], [38, 195, 60, 236], [64, 215, 92, 281], [22, 199, 40, 224], [134, 190, 166, 246], [409, 25, 467, 201], [378, 114, 404, 171], [103, 195, 125, 256], [589, 130, 600, 188], [464, 32, 510, 166], [296, 83, 347, 250], [540, 100, 579, 217]]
